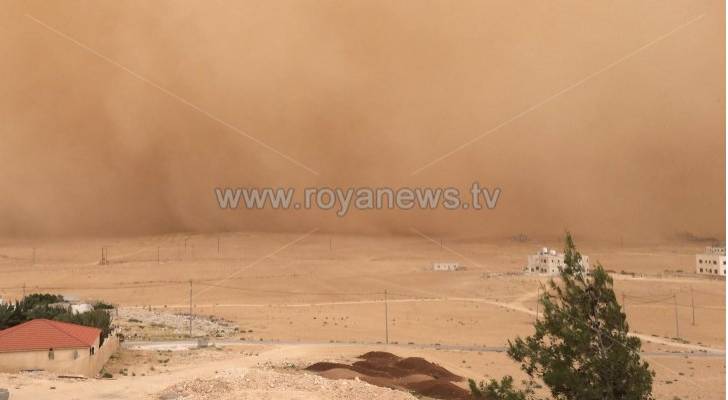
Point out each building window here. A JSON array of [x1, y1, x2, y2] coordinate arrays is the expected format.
[[700, 268, 703, 272], [90, 347, 95, 356], [48, 349, 54, 360]]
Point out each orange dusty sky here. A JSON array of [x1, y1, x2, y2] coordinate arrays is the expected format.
[[0, 1, 724, 242]]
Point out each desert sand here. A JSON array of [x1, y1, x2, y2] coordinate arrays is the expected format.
[[0, 232, 724, 399], [0, 1, 724, 399]]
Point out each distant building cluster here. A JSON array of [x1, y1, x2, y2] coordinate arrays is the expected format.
[[431, 262, 463, 272], [524, 247, 590, 276], [519, 244, 725, 279], [695, 246, 726, 276]]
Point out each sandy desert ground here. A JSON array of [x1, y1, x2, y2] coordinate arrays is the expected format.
[[1, 1, 724, 399], [0, 232, 724, 399]]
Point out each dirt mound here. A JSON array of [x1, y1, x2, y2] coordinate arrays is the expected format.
[[318, 368, 364, 380], [407, 379, 472, 400], [395, 357, 460, 381], [359, 351, 402, 361], [305, 352, 470, 400], [158, 377, 233, 399], [398, 373, 435, 384], [350, 360, 406, 378], [305, 361, 352, 372], [157, 367, 417, 400]]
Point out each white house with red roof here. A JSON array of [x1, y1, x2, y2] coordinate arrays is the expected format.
[[0, 319, 118, 376]]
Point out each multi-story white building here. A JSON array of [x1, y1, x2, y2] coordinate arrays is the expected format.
[[695, 246, 726, 276], [524, 247, 590, 276]]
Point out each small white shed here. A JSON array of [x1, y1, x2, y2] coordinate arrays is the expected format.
[[71, 304, 94, 315]]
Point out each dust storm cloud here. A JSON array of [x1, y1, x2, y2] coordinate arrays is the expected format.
[[0, 0, 724, 242]]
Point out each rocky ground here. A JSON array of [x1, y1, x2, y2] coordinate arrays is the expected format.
[[156, 368, 417, 400], [116, 307, 240, 340], [0, 233, 723, 399]]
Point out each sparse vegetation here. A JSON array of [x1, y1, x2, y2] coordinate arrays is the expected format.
[[471, 233, 655, 400], [92, 301, 115, 310], [470, 376, 535, 400], [0, 293, 113, 342]]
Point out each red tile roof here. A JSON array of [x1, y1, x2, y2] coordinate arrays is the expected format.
[[0, 319, 100, 353]]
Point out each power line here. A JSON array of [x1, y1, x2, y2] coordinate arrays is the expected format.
[[673, 294, 680, 339], [690, 287, 695, 326], [188, 280, 193, 337], [384, 289, 389, 345], [195, 282, 385, 297]]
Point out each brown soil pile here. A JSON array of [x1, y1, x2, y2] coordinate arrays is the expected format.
[[408, 379, 474, 400], [306, 352, 473, 400], [305, 362, 351, 372]]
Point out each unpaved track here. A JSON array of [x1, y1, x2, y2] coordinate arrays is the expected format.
[[139, 295, 724, 354], [123, 339, 725, 358]]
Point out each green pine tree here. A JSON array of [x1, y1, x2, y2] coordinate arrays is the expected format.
[[473, 233, 654, 400]]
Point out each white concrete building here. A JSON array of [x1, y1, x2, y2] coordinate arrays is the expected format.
[[695, 246, 726, 276], [524, 247, 590, 276], [432, 262, 462, 271], [71, 303, 94, 315]]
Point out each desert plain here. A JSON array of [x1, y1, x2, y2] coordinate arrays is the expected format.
[[0, 232, 723, 399]]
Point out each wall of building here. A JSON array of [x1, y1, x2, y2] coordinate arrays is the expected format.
[[696, 254, 726, 275], [91, 336, 119, 375], [432, 262, 460, 271], [525, 253, 590, 276], [0, 335, 118, 377]]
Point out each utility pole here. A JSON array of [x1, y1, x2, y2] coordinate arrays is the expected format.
[[329, 238, 333, 252], [217, 236, 220, 254], [673, 293, 680, 338], [535, 286, 539, 321], [22, 283, 25, 298], [690, 287, 695, 326], [189, 280, 193, 337], [384, 289, 389, 345]]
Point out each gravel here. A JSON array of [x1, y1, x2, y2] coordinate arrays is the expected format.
[[156, 368, 418, 400], [117, 308, 239, 339]]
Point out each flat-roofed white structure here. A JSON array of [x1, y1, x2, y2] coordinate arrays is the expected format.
[[432, 262, 462, 271], [524, 247, 589, 276], [696, 246, 726, 276]]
